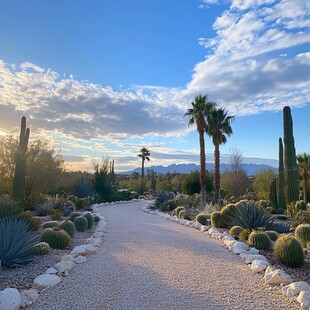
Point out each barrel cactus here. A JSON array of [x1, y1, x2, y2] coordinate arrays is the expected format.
[[274, 234, 304, 267], [73, 216, 88, 232], [295, 200, 307, 211], [229, 226, 243, 236], [33, 242, 50, 255], [247, 231, 271, 250], [42, 220, 60, 229], [195, 213, 208, 225], [211, 211, 223, 228], [83, 212, 94, 229], [40, 227, 70, 249], [69, 211, 81, 222], [179, 210, 190, 220], [265, 230, 279, 241], [60, 220, 75, 237], [294, 223, 310, 248], [172, 206, 186, 217]]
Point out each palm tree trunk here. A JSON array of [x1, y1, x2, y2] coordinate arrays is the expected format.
[[141, 158, 145, 194], [199, 129, 206, 208], [214, 143, 220, 202]]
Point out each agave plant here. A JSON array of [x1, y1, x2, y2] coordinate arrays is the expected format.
[[225, 200, 274, 231], [0, 218, 39, 267], [272, 221, 292, 234]]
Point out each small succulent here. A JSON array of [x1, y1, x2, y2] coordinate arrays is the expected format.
[[33, 242, 50, 255]]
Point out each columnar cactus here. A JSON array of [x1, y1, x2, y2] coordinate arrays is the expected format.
[[269, 179, 277, 211], [274, 234, 304, 267], [73, 216, 88, 232], [247, 231, 271, 250], [12, 116, 30, 200], [277, 138, 286, 209], [40, 227, 70, 249], [283, 106, 299, 204], [294, 224, 310, 248]]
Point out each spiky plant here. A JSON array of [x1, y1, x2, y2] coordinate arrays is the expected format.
[[83, 212, 94, 229], [60, 220, 75, 237], [272, 222, 291, 234], [195, 213, 209, 225], [172, 206, 186, 217], [0, 218, 39, 267], [69, 211, 81, 222], [73, 216, 88, 232], [155, 190, 171, 208], [40, 227, 70, 249], [229, 226, 243, 236], [178, 210, 191, 220], [294, 224, 310, 248], [265, 230, 279, 241], [247, 231, 271, 250], [42, 220, 60, 229], [33, 242, 50, 255], [211, 211, 223, 228], [18, 211, 41, 231]]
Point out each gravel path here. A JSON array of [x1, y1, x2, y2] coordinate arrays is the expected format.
[[29, 201, 298, 310]]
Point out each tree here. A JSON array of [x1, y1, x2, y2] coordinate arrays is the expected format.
[[207, 108, 234, 202], [138, 148, 150, 194], [253, 169, 276, 200], [182, 170, 201, 195], [296, 153, 310, 203], [184, 95, 215, 208]]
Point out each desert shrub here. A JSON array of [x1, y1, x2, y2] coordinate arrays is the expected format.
[[60, 220, 75, 237], [155, 190, 171, 208], [257, 200, 269, 209], [73, 216, 88, 232], [294, 224, 310, 248], [292, 210, 310, 227], [0, 196, 23, 219], [172, 206, 186, 217], [158, 199, 177, 212], [54, 198, 76, 216], [75, 198, 91, 210], [0, 218, 39, 267], [265, 230, 279, 241], [33, 242, 50, 255], [83, 212, 94, 229], [33, 197, 54, 216], [48, 209, 64, 220], [18, 211, 41, 231], [72, 179, 93, 198], [40, 227, 71, 249], [247, 231, 271, 250], [195, 213, 209, 225], [211, 211, 224, 228], [274, 234, 304, 268], [229, 226, 243, 236], [272, 222, 291, 234]]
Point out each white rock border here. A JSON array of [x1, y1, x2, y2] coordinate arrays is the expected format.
[[142, 205, 310, 310]]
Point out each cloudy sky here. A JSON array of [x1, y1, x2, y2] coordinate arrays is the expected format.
[[0, 0, 309, 172]]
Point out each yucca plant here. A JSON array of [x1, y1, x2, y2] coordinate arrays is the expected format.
[[0, 218, 39, 267], [225, 200, 274, 231]]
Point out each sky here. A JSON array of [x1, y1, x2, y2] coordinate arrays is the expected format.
[[0, 0, 309, 172]]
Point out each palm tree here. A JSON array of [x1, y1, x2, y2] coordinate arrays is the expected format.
[[138, 147, 150, 194], [207, 107, 234, 202], [184, 95, 216, 208], [296, 152, 310, 203]]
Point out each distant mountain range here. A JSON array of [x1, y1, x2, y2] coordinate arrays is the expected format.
[[121, 163, 277, 176]]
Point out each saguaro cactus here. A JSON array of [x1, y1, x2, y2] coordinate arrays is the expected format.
[[283, 106, 299, 205], [269, 178, 277, 211], [12, 116, 30, 199], [277, 138, 286, 208]]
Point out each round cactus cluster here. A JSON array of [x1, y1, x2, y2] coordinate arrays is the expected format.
[[220, 203, 236, 224], [264, 230, 279, 241], [69, 211, 81, 222], [40, 227, 71, 249], [211, 211, 223, 228], [274, 234, 304, 268], [172, 206, 186, 217], [229, 226, 243, 236], [83, 212, 94, 229], [33, 242, 50, 255], [73, 216, 88, 232], [294, 223, 310, 248], [247, 231, 271, 250], [42, 220, 60, 229], [195, 213, 208, 225], [60, 220, 75, 237]]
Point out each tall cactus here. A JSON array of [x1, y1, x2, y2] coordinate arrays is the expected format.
[[269, 178, 277, 211], [12, 116, 30, 199], [283, 106, 299, 205], [277, 138, 286, 208]]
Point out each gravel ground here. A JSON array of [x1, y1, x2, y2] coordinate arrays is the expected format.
[[29, 201, 299, 310]]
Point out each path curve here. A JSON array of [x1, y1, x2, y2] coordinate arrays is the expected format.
[[30, 201, 298, 310]]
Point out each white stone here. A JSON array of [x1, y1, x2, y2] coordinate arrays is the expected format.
[[86, 237, 102, 247], [220, 232, 232, 239], [297, 291, 310, 309], [229, 242, 249, 254], [75, 255, 87, 264], [208, 227, 219, 235], [194, 222, 202, 229], [223, 239, 237, 248], [200, 225, 210, 232], [239, 247, 260, 255], [32, 274, 61, 291], [282, 282, 310, 298], [20, 289, 39, 308], [240, 253, 269, 264], [54, 261, 75, 274], [250, 260, 270, 273], [70, 244, 96, 257], [212, 232, 222, 239], [264, 267, 293, 285], [61, 254, 74, 262], [0, 288, 21, 310], [45, 267, 57, 274]]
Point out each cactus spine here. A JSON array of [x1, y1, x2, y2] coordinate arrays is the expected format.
[[277, 138, 286, 209], [283, 106, 299, 205], [12, 116, 30, 199]]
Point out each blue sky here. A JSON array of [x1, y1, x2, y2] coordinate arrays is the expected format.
[[0, 0, 309, 172]]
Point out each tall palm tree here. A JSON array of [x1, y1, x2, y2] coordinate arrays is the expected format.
[[138, 147, 150, 194], [184, 95, 215, 208], [207, 107, 234, 202], [296, 152, 310, 203]]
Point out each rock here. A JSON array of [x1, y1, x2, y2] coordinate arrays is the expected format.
[[200, 225, 210, 232], [75, 255, 87, 264], [220, 232, 232, 239], [61, 254, 74, 262], [212, 232, 222, 239], [264, 267, 293, 285], [86, 237, 102, 247], [240, 247, 260, 255], [229, 242, 249, 254], [240, 253, 269, 264], [208, 227, 219, 235], [32, 274, 61, 291], [223, 239, 237, 248], [45, 267, 57, 274], [194, 222, 202, 229], [282, 282, 310, 298], [297, 291, 310, 309], [0, 288, 21, 310], [54, 261, 75, 275], [250, 260, 270, 272], [70, 244, 96, 257], [20, 289, 39, 308]]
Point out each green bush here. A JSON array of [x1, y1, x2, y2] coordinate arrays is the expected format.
[[83, 212, 94, 229], [195, 213, 209, 225], [40, 227, 70, 249], [0, 196, 23, 219], [42, 220, 60, 229], [172, 206, 186, 217], [274, 234, 304, 267], [158, 200, 177, 212], [211, 211, 223, 228], [60, 220, 75, 237], [229, 226, 243, 236], [73, 216, 88, 232], [75, 198, 90, 210], [33, 242, 50, 255], [247, 231, 271, 250], [155, 190, 171, 208], [294, 224, 310, 248], [0, 218, 39, 267], [265, 230, 279, 241]]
